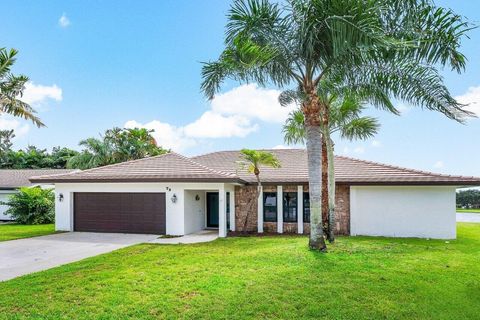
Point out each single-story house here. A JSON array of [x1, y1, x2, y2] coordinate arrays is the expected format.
[[30, 149, 480, 239], [0, 169, 76, 220]]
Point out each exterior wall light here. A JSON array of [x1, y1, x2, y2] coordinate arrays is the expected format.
[[58, 193, 64, 202], [195, 194, 200, 201], [171, 194, 177, 203]]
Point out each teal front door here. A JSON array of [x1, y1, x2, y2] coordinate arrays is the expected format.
[[206, 192, 219, 228]]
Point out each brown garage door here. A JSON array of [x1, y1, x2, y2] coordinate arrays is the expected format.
[[74, 193, 166, 234]]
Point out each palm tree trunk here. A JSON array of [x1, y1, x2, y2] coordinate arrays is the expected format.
[[242, 174, 262, 232], [305, 124, 327, 251], [321, 135, 329, 237], [326, 135, 336, 243]]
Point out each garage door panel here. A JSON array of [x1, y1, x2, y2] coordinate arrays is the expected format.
[[74, 192, 166, 234]]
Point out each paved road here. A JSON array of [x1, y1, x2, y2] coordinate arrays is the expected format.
[[0, 232, 158, 282], [457, 212, 480, 223]]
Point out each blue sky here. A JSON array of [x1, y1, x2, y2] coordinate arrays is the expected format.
[[1, 0, 479, 177]]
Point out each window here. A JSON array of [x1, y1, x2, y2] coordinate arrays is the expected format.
[[226, 192, 230, 230], [263, 192, 277, 222], [303, 192, 310, 223], [283, 192, 298, 222]]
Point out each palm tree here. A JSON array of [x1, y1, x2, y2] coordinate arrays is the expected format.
[[283, 88, 379, 242], [201, 0, 471, 251], [0, 48, 43, 127], [67, 138, 114, 169], [237, 149, 280, 232]]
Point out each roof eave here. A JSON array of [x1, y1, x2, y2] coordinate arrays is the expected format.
[[29, 177, 246, 184]]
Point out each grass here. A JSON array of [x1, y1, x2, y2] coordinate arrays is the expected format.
[[456, 208, 480, 214], [0, 223, 479, 319], [0, 223, 55, 242]]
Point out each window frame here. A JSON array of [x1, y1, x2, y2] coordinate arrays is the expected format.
[[303, 192, 310, 223], [283, 192, 298, 223], [263, 192, 278, 222]]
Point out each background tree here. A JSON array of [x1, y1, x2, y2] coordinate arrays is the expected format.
[[0, 48, 43, 127], [237, 149, 280, 232], [283, 87, 379, 242], [201, 0, 472, 251], [67, 127, 168, 169], [0, 129, 15, 163], [457, 189, 480, 209]]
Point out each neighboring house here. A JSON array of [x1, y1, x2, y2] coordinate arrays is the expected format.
[[0, 169, 76, 221], [30, 149, 480, 239]]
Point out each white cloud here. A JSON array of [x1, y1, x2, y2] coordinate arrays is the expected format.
[[126, 84, 298, 152], [456, 86, 480, 116], [211, 84, 296, 123], [58, 13, 71, 28], [272, 144, 293, 150], [342, 147, 350, 155], [371, 140, 382, 148], [22, 82, 62, 106], [397, 103, 412, 114], [184, 111, 258, 138], [124, 120, 195, 152], [433, 161, 444, 169], [0, 116, 30, 138], [353, 146, 365, 154]]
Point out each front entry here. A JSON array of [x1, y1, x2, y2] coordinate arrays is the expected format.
[[206, 192, 219, 228]]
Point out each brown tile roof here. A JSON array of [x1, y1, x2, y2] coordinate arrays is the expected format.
[[29, 152, 243, 183], [29, 149, 480, 186], [192, 149, 480, 186], [0, 169, 77, 189]]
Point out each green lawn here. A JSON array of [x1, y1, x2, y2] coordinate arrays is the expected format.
[[1, 223, 479, 319], [456, 208, 480, 214], [0, 223, 55, 242]]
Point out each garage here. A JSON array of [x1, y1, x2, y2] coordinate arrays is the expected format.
[[74, 192, 166, 234]]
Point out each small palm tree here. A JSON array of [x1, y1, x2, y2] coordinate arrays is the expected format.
[[283, 89, 379, 242], [237, 149, 280, 232], [0, 48, 43, 127]]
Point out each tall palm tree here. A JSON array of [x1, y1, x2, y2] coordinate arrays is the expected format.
[[283, 89, 379, 242], [0, 48, 43, 127], [237, 149, 281, 232], [201, 0, 472, 251]]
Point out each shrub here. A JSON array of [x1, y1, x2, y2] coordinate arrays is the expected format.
[[1, 187, 55, 224]]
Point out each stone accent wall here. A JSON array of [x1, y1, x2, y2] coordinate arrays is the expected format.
[[283, 222, 297, 233], [334, 185, 350, 235], [234, 185, 258, 232], [234, 184, 350, 235], [263, 222, 277, 233]]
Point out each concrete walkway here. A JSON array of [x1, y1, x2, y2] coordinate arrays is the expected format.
[[0, 232, 159, 282], [149, 229, 218, 244], [457, 212, 480, 223]]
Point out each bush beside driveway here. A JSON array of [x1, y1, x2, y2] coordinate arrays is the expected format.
[[0, 223, 479, 319]]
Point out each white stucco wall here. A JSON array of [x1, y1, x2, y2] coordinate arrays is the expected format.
[[54, 182, 233, 236], [184, 190, 206, 234], [0, 191, 16, 220], [350, 186, 457, 239]]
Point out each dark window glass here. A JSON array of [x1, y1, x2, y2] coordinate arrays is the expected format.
[[283, 192, 298, 222], [263, 192, 277, 222], [303, 192, 310, 223], [226, 192, 230, 230]]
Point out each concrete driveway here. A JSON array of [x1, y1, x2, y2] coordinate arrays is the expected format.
[[457, 212, 480, 223], [0, 232, 159, 282]]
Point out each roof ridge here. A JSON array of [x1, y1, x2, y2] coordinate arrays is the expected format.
[[335, 155, 477, 179], [191, 148, 306, 159], [65, 152, 172, 175], [172, 152, 241, 179]]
